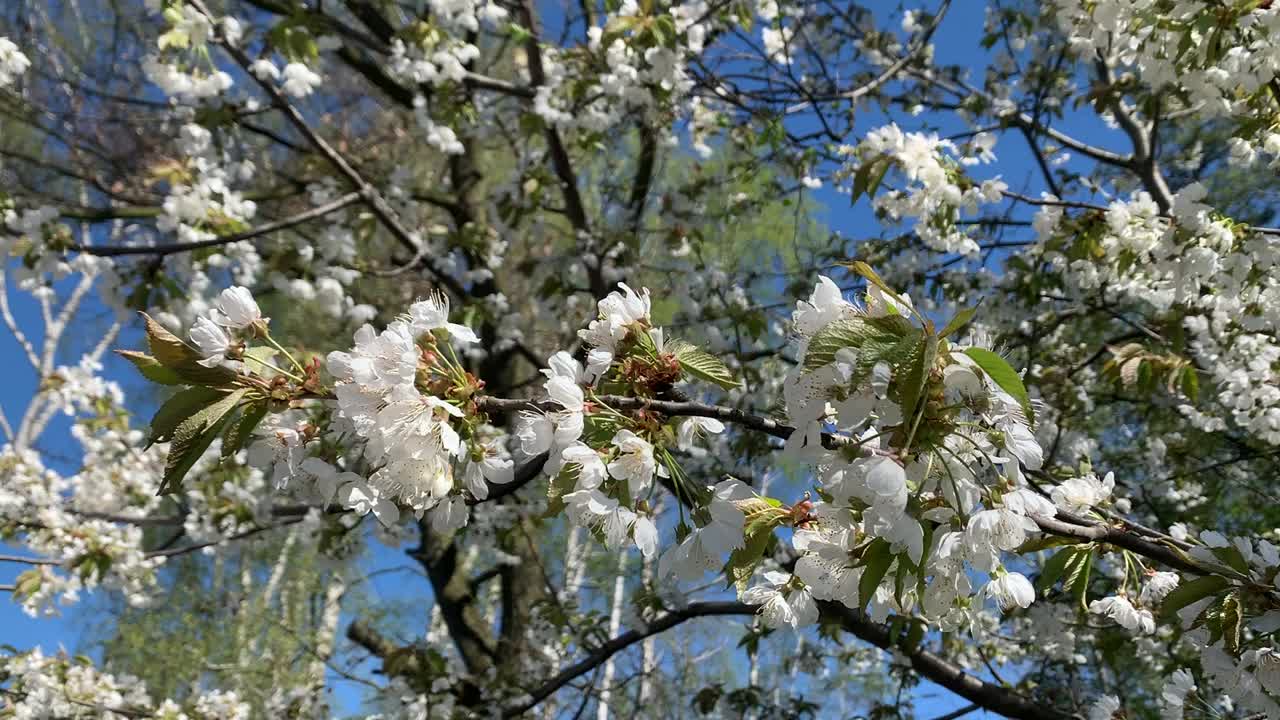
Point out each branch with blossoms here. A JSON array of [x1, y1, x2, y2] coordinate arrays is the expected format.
[[109, 260, 1280, 718]]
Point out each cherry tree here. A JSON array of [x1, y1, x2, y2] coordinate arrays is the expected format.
[[2, 0, 1280, 717]]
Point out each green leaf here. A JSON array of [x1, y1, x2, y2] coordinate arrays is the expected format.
[[147, 386, 228, 448], [914, 522, 935, 598], [858, 539, 893, 611], [903, 620, 925, 651], [803, 316, 919, 372], [851, 156, 890, 203], [1161, 575, 1230, 620], [11, 568, 42, 602], [171, 362, 238, 387], [1213, 545, 1251, 575], [139, 312, 238, 387], [1015, 534, 1082, 554], [241, 346, 279, 370], [1069, 550, 1093, 610], [893, 554, 915, 608], [1180, 367, 1200, 402], [159, 389, 247, 495], [142, 312, 199, 368], [1205, 599, 1225, 646], [898, 334, 938, 427], [542, 464, 581, 518], [1222, 591, 1243, 653], [652, 15, 677, 46], [724, 526, 774, 592], [117, 350, 184, 385], [632, 328, 661, 359], [866, 158, 891, 199], [938, 305, 979, 339], [963, 347, 1035, 424], [1036, 547, 1079, 593], [843, 261, 913, 316], [887, 616, 904, 644], [674, 345, 739, 390], [221, 400, 269, 460]]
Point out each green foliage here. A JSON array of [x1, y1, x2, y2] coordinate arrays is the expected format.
[[160, 388, 248, 495], [1035, 546, 1083, 594], [858, 539, 893, 611], [722, 498, 788, 590], [1161, 576, 1230, 620], [123, 313, 274, 494], [221, 400, 269, 460], [963, 347, 1034, 424], [850, 156, 893, 205], [146, 386, 227, 447], [897, 334, 937, 436], [118, 350, 184, 386], [135, 313, 238, 387], [86, 531, 358, 715], [803, 316, 920, 373], [1102, 343, 1198, 403], [672, 341, 740, 390], [937, 305, 978, 339]]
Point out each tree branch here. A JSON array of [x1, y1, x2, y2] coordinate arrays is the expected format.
[[515, 0, 591, 236], [785, 0, 951, 114], [70, 192, 361, 257], [502, 600, 1070, 720], [500, 601, 751, 716], [188, 0, 468, 299]]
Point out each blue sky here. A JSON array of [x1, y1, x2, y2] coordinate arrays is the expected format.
[[0, 2, 1141, 716]]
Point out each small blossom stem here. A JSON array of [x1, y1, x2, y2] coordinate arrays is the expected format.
[[263, 334, 306, 375], [244, 352, 304, 383]]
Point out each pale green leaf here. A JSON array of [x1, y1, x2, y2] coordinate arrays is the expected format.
[[675, 345, 739, 390], [1161, 576, 1230, 620], [964, 347, 1035, 424], [147, 386, 227, 448], [858, 539, 893, 610], [938, 305, 979, 339], [117, 350, 184, 386], [160, 389, 248, 495]]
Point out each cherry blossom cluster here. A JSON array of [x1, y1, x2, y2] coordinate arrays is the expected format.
[[1049, 0, 1280, 142], [188, 285, 269, 368], [17, 0, 1280, 712], [142, 2, 231, 102], [158, 122, 259, 247], [1174, 531, 1280, 716], [0, 36, 30, 88], [323, 292, 513, 527], [0, 647, 253, 719], [742, 275, 1052, 630], [532, 0, 711, 132], [1033, 184, 1280, 446], [0, 365, 167, 617], [1, 202, 121, 307], [517, 284, 684, 559], [1083, 524, 1280, 718], [250, 58, 323, 99], [838, 124, 1008, 256]]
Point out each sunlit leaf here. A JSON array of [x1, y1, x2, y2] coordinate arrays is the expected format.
[[964, 347, 1034, 424]]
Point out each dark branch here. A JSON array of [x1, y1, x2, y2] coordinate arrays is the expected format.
[[70, 192, 361, 257], [502, 600, 1071, 720]]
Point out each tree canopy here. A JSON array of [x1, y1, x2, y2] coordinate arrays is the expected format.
[[3, 0, 1280, 718]]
